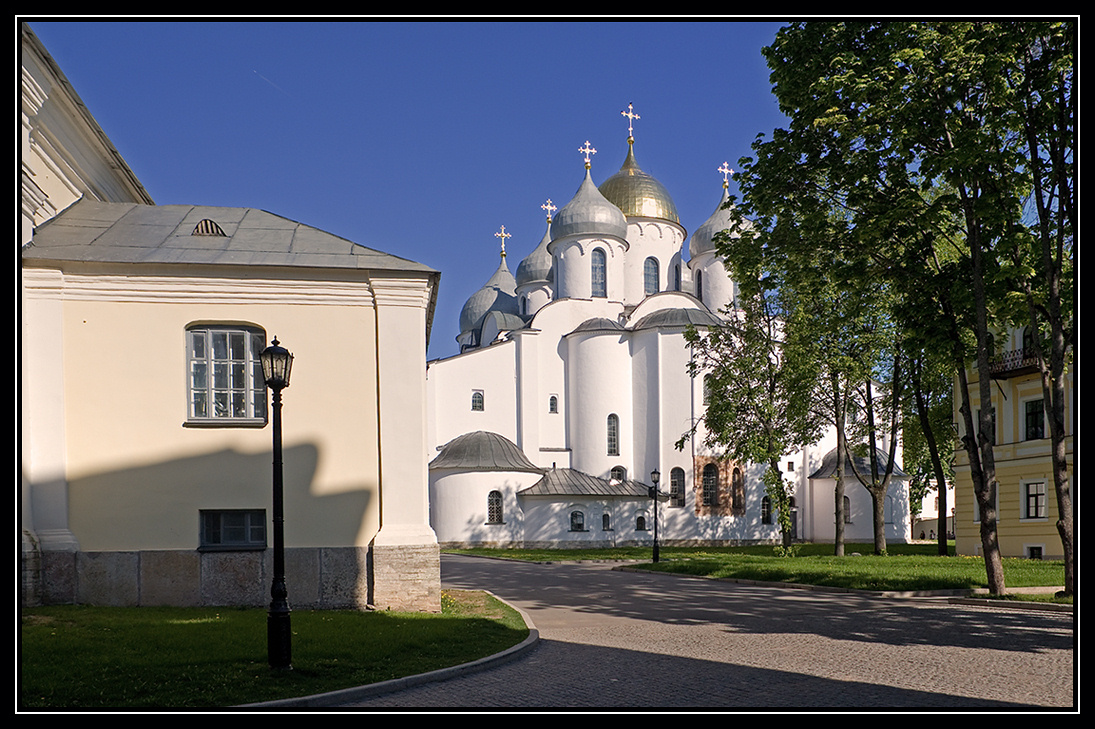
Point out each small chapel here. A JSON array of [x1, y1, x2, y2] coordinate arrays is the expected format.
[[426, 106, 913, 549]]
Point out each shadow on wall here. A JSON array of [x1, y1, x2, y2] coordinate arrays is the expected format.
[[30, 444, 379, 609]]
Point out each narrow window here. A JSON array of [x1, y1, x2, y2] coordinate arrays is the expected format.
[[674, 264, 681, 292], [636, 515, 647, 531], [471, 390, 485, 411], [695, 269, 704, 304], [592, 248, 607, 298], [602, 513, 611, 531], [487, 490, 503, 524], [761, 496, 772, 524], [549, 395, 558, 413], [731, 468, 745, 513], [607, 413, 619, 456], [843, 495, 852, 523], [644, 257, 659, 296], [1025, 399, 1044, 440], [669, 467, 685, 507], [187, 326, 266, 423], [702, 463, 719, 506]]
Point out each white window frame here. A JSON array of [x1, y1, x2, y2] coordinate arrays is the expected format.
[[187, 326, 266, 424], [471, 390, 485, 411], [1021, 480, 1048, 521]]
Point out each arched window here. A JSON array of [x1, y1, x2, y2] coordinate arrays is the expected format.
[[548, 395, 558, 413], [471, 390, 484, 411], [569, 510, 585, 532], [602, 512, 611, 531], [606, 413, 619, 456], [610, 465, 627, 482], [761, 495, 772, 524], [487, 490, 503, 524], [702, 463, 719, 506], [674, 264, 682, 292], [636, 515, 647, 531], [520, 296, 528, 316], [843, 495, 852, 523], [644, 257, 659, 296], [591, 248, 607, 298], [731, 468, 745, 512], [669, 467, 685, 507], [695, 270, 704, 304]]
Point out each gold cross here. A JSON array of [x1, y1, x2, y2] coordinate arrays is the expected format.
[[621, 102, 640, 139], [495, 225, 511, 257], [542, 199, 557, 221], [718, 161, 735, 187], [579, 140, 597, 168]]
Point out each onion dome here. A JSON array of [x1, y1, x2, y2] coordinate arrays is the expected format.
[[598, 136, 680, 225], [515, 203, 555, 286], [690, 165, 752, 258], [459, 245, 519, 337], [550, 142, 628, 242]]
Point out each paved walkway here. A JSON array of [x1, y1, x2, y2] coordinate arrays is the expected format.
[[284, 555, 1076, 710]]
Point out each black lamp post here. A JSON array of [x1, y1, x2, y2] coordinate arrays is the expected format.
[[649, 468, 661, 563], [260, 336, 293, 670]]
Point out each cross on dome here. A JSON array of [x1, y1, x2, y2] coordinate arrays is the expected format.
[[578, 140, 597, 168], [495, 225, 511, 257], [541, 199, 557, 221], [621, 103, 640, 139], [718, 161, 735, 187]]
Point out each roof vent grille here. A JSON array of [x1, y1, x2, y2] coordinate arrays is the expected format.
[[192, 219, 226, 236]]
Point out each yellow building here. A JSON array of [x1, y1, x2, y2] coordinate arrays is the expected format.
[[953, 326, 1073, 560], [21, 23, 441, 611]]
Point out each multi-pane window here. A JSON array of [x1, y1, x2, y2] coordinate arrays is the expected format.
[[669, 467, 685, 507], [549, 395, 558, 413], [200, 509, 266, 550], [569, 510, 585, 532], [1025, 399, 1045, 440], [610, 465, 627, 482], [487, 490, 503, 524], [187, 327, 266, 422], [702, 463, 719, 506], [1024, 482, 1047, 519], [471, 390, 485, 411], [761, 496, 772, 524], [644, 257, 659, 296], [606, 414, 619, 456], [591, 249, 607, 298]]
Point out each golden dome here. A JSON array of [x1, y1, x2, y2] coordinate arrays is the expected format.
[[598, 139, 680, 225]]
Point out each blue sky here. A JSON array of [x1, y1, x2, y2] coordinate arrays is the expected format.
[[27, 19, 792, 359]]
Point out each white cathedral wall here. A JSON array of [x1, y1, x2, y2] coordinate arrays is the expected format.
[[566, 329, 634, 481], [689, 251, 736, 313], [429, 470, 535, 546], [427, 338, 519, 454]]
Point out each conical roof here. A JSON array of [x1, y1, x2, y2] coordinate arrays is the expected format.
[[551, 165, 628, 242], [459, 254, 519, 336], [598, 138, 679, 224]]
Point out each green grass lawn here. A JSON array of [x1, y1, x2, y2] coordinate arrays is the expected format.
[[20, 589, 528, 709], [446, 542, 1068, 594]]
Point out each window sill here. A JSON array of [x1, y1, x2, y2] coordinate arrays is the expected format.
[[197, 545, 267, 552], [185, 419, 267, 429]]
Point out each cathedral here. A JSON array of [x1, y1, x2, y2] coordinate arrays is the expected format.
[[426, 108, 913, 549]]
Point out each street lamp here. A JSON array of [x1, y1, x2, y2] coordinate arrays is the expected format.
[[260, 336, 293, 670], [649, 468, 661, 563]]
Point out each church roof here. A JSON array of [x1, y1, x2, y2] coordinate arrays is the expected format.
[[567, 317, 626, 335], [519, 468, 654, 498], [23, 199, 437, 273], [459, 254, 520, 335], [598, 138, 680, 225], [550, 166, 628, 242], [689, 183, 752, 259], [429, 431, 543, 473], [808, 447, 909, 480], [515, 223, 554, 287], [630, 307, 723, 331]]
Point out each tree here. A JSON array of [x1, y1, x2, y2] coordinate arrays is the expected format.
[[678, 279, 822, 554], [723, 21, 1076, 593]]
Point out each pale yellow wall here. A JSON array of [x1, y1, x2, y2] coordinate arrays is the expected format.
[[34, 267, 385, 551], [953, 365, 1073, 560]]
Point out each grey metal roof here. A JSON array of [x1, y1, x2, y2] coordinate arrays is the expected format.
[[549, 167, 628, 242], [518, 468, 656, 498], [429, 431, 543, 473], [630, 307, 723, 331], [566, 317, 626, 336], [22, 199, 438, 274], [808, 447, 909, 480]]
